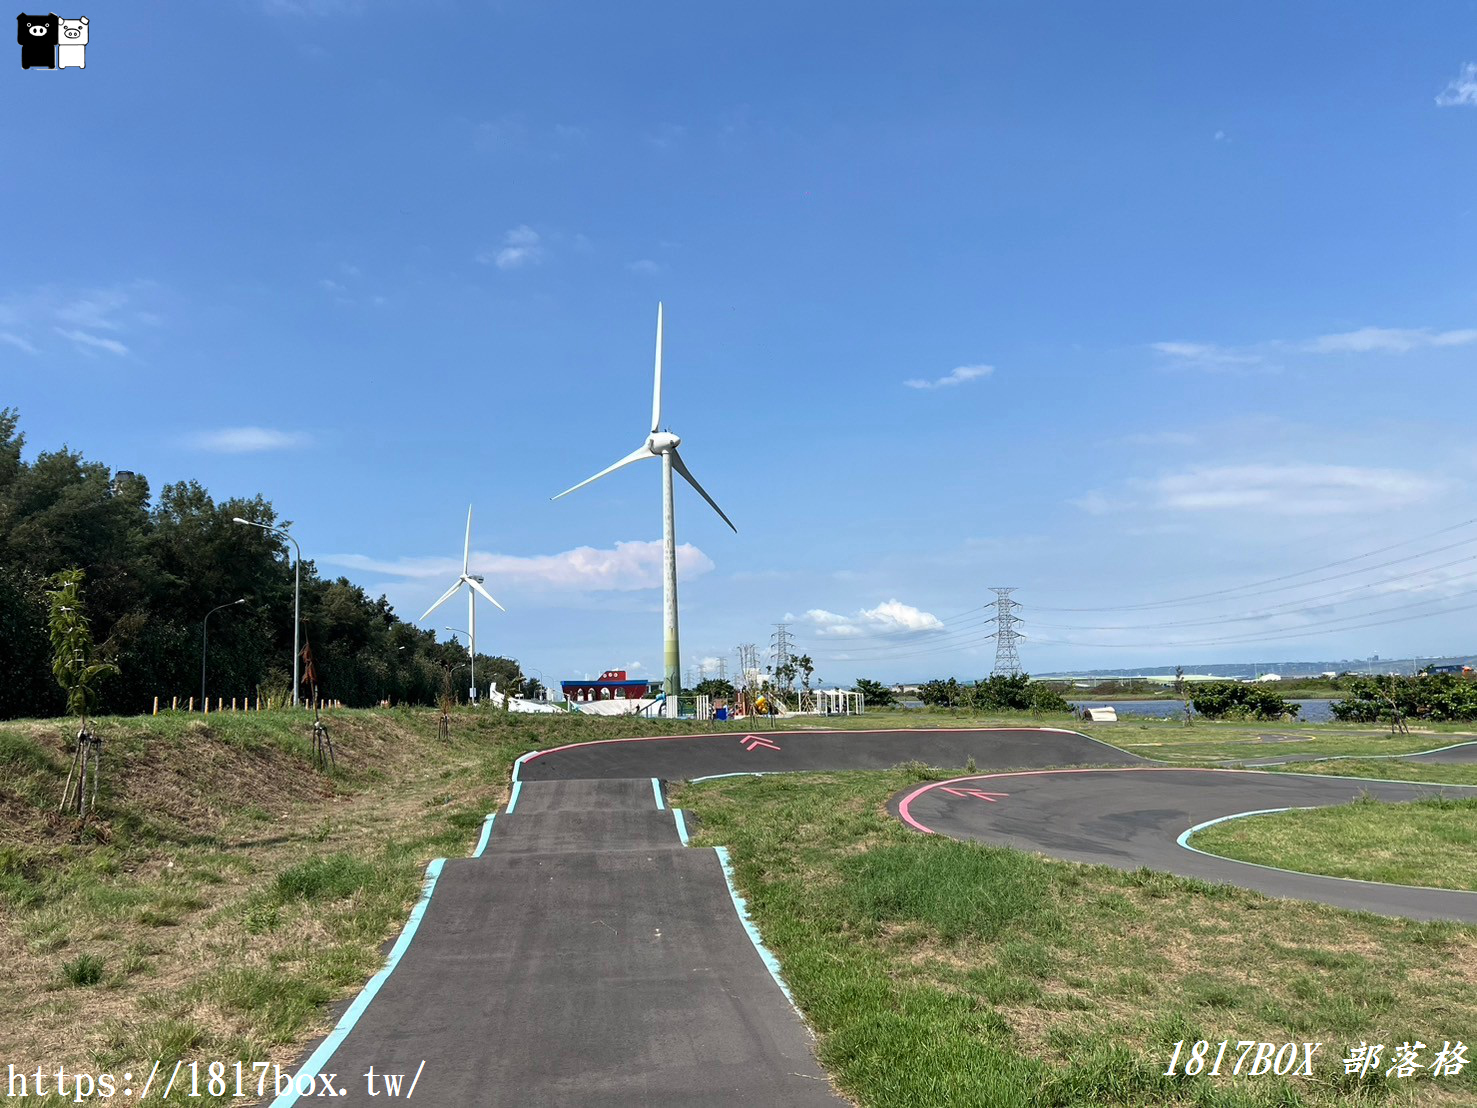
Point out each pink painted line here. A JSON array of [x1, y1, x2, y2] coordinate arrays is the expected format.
[[895, 766, 1247, 835]]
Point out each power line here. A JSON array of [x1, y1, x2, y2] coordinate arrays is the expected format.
[[1029, 516, 1477, 613], [1029, 556, 1477, 632], [1031, 586, 1477, 650]]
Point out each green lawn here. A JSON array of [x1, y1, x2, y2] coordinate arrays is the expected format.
[[673, 769, 1477, 1107], [1188, 795, 1477, 891]]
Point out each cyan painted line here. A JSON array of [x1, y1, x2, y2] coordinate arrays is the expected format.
[[713, 846, 798, 1010], [269, 857, 446, 1108], [471, 814, 495, 857], [506, 780, 524, 813], [652, 777, 665, 810], [1177, 806, 1477, 893], [673, 809, 690, 845], [1176, 806, 1301, 849], [510, 749, 540, 782]]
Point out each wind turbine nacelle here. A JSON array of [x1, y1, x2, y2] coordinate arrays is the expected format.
[[648, 431, 681, 454]]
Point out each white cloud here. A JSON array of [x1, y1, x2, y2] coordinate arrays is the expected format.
[[796, 599, 945, 638], [904, 364, 994, 390], [55, 328, 128, 356], [479, 225, 545, 270], [1151, 342, 1267, 371], [0, 281, 159, 358], [184, 427, 313, 453], [1302, 326, 1477, 354], [1437, 63, 1477, 107], [1145, 464, 1443, 516], [627, 259, 662, 275], [1152, 323, 1477, 370], [323, 540, 714, 593]]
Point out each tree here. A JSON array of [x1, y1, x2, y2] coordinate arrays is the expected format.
[[852, 678, 895, 707], [794, 654, 815, 696], [47, 569, 119, 819], [694, 678, 735, 701]]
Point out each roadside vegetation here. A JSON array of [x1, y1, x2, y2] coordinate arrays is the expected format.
[[1188, 795, 1477, 891], [674, 769, 1477, 1107], [0, 708, 742, 1106], [5, 704, 1476, 1105]]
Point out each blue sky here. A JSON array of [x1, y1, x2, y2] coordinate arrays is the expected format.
[[6, 2, 1477, 683]]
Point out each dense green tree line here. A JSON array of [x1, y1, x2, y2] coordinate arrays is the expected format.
[[917, 674, 1070, 714], [1330, 673, 1477, 723], [0, 408, 525, 718]]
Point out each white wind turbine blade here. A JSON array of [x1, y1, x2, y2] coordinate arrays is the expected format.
[[551, 443, 655, 501], [651, 302, 663, 433], [468, 575, 506, 612], [669, 448, 737, 533], [463, 505, 473, 575], [420, 579, 463, 622]]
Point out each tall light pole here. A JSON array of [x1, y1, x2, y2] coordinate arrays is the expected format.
[[233, 518, 303, 708], [202, 599, 248, 708], [445, 627, 474, 703]]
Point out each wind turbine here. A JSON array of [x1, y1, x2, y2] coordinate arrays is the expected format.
[[553, 303, 735, 717], [421, 506, 505, 703]]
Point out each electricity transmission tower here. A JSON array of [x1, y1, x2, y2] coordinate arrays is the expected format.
[[716, 658, 728, 683], [770, 623, 794, 688], [988, 588, 1024, 676]]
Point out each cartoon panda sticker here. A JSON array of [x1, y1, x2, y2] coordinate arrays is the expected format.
[[57, 16, 86, 69], [17, 13, 58, 70]]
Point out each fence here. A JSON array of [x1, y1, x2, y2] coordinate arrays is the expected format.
[[151, 695, 344, 715]]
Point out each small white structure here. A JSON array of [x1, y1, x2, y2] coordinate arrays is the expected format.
[[805, 688, 864, 716], [1255, 673, 1283, 683], [1082, 706, 1118, 723]]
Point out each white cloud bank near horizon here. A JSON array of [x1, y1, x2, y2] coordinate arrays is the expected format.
[[323, 539, 715, 593], [787, 599, 945, 638]]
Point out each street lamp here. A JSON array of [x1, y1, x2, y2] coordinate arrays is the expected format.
[[233, 517, 303, 708], [445, 627, 476, 703], [202, 598, 248, 708]]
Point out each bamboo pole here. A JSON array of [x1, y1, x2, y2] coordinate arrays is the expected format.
[[152, 696, 159, 716], [171, 695, 178, 711], [188, 696, 194, 712]]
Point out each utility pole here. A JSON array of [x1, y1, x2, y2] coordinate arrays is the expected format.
[[987, 588, 1024, 676]]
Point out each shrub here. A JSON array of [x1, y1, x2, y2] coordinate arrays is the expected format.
[[1188, 682, 1299, 721]]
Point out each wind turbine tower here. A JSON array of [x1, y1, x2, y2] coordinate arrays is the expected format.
[[553, 304, 736, 716], [421, 506, 505, 701]]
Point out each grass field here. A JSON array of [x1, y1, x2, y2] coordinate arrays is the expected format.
[[0, 708, 743, 1107], [673, 769, 1477, 1107], [4, 706, 1475, 1106], [1189, 796, 1477, 891]]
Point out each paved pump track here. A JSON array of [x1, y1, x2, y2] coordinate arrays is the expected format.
[[275, 727, 1477, 1103]]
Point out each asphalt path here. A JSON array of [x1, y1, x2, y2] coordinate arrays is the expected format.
[[1236, 738, 1477, 767], [889, 767, 1477, 922], [274, 778, 841, 1107], [516, 725, 1140, 781], [274, 727, 1477, 1105]]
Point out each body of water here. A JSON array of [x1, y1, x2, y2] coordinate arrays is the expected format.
[[1069, 699, 1337, 723]]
